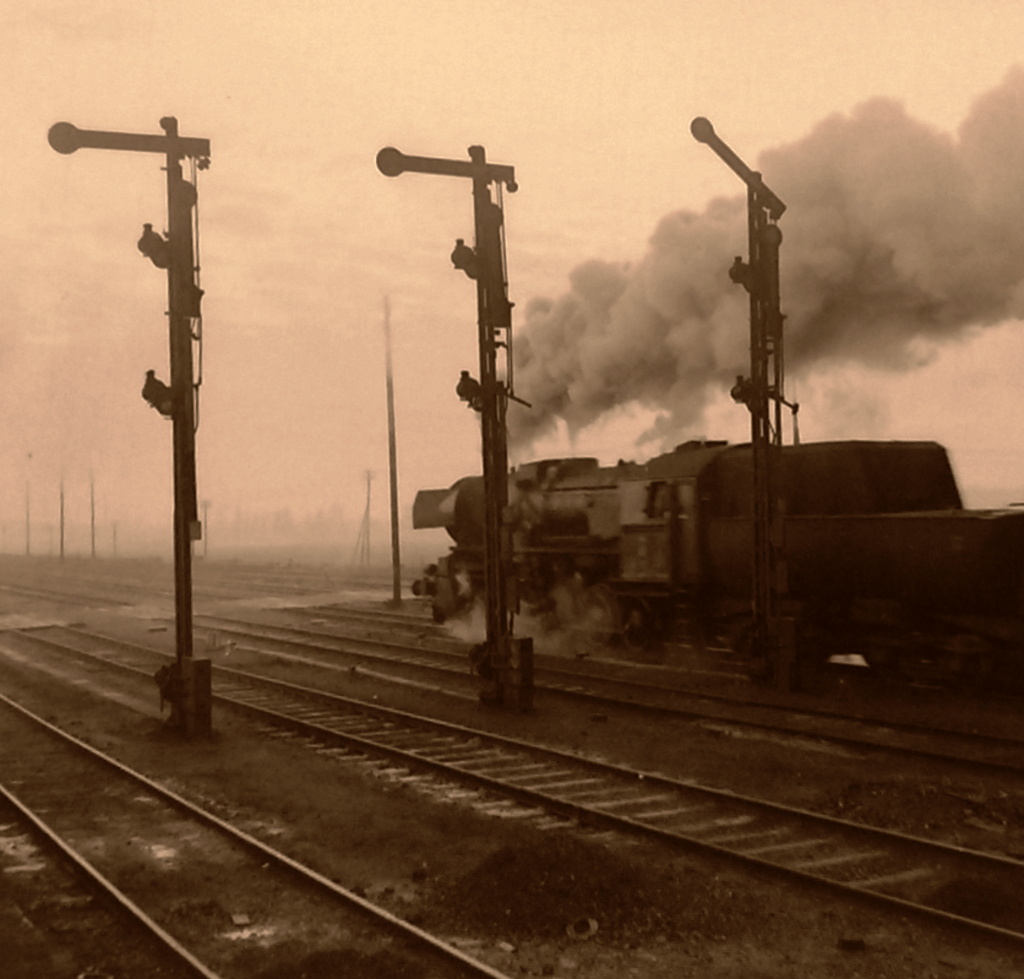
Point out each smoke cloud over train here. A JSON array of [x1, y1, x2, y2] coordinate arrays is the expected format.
[[508, 69, 1024, 453]]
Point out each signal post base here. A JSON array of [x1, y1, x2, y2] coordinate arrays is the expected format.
[[478, 637, 534, 712], [159, 658, 213, 738], [748, 618, 799, 694]]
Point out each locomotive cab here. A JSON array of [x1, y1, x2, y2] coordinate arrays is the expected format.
[[620, 478, 699, 586], [620, 480, 672, 582], [610, 476, 701, 647]]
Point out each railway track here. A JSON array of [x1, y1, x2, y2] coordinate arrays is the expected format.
[[0, 689, 514, 979], [0, 569, 398, 611], [0, 579, 140, 610], [8, 624, 1024, 949], [9, 565, 1018, 766], [0, 797, 202, 978], [189, 610, 1024, 777], [4, 567, 1021, 778]]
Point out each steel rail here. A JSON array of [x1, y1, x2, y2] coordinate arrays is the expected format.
[[0, 771, 223, 979], [188, 612, 1024, 776], [17, 614, 1024, 779], [181, 672, 1024, 948], [9, 627, 1024, 948], [0, 690, 513, 979]]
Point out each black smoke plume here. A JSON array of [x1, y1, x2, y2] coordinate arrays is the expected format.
[[508, 69, 1024, 452]]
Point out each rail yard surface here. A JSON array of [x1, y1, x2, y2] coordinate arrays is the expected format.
[[1, 555, 1023, 978]]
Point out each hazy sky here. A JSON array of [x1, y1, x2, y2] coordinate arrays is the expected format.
[[3, 1, 1024, 556]]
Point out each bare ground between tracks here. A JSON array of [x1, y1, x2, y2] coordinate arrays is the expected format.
[[2, 595, 1024, 976]]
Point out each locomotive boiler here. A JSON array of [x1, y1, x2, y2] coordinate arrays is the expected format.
[[412, 440, 1024, 686]]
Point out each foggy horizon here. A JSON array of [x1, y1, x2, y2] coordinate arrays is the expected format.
[[4, 2, 1024, 572]]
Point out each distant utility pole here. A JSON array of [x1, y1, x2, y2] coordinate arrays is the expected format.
[[49, 116, 212, 737], [383, 298, 402, 604], [90, 472, 96, 559], [59, 475, 65, 562], [352, 471, 372, 566]]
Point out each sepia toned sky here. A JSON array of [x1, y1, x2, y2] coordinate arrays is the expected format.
[[3, 0, 1024, 557]]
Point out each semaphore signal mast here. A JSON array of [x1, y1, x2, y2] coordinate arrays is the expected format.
[[48, 118, 213, 735], [376, 145, 533, 710], [691, 117, 795, 690]]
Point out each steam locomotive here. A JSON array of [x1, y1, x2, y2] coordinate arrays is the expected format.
[[412, 440, 1024, 686]]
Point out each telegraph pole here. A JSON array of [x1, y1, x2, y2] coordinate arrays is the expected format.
[[376, 145, 532, 709], [59, 476, 65, 562], [383, 298, 403, 606], [49, 118, 213, 735], [353, 471, 373, 566], [691, 117, 793, 689]]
